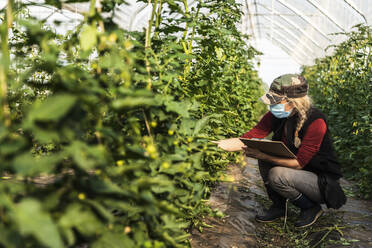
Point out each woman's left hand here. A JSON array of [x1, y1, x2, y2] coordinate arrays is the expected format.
[[242, 146, 264, 159]]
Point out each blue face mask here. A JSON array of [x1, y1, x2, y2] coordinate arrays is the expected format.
[[269, 103, 292, 118]]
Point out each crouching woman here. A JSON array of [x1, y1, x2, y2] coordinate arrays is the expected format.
[[241, 74, 346, 228]]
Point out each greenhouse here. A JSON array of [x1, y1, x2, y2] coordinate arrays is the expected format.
[[0, 0, 371, 247]]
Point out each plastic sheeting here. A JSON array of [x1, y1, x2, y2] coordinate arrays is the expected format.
[[241, 0, 372, 65], [2, 0, 372, 65]]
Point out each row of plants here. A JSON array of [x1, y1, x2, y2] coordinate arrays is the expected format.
[[302, 24, 372, 198], [0, 0, 265, 247]]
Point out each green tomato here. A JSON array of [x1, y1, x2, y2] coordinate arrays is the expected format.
[[161, 162, 170, 169], [143, 241, 152, 248], [147, 144, 156, 154]]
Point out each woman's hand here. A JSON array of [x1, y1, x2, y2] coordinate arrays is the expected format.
[[212, 138, 245, 152], [243, 146, 302, 169], [242, 146, 264, 159]]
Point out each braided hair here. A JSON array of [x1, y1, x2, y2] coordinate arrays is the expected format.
[[287, 95, 312, 148]]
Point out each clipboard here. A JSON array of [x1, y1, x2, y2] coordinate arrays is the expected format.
[[239, 138, 297, 159]]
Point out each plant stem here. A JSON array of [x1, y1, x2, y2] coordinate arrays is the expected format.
[[145, 0, 158, 90], [182, 0, 189, 41], [0, 0, 13, 127], [153, 0, 162, 40], [96, 0, 105, 32], [142, 109, 152, 137], [89, 0, 97, 17], [189, 4, 200, 53], [310, 228, 333, 248], [183, 0, 201, 75]]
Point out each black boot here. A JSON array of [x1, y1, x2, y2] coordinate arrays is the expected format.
[[255, 185, 286, 223], [291, 193, 323, 228]]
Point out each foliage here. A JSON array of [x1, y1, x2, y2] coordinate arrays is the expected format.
[[0, 0, 264, 247], [301, 24, 372, 198]]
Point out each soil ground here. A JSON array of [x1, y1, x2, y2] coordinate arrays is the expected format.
[[190, 158, 372, 248]]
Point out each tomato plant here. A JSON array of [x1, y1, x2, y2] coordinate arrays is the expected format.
[[0, 0, 264, 247], [302, 24, 372, 198]]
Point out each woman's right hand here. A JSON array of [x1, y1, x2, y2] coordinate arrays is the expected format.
[[211, 138, 245, 152]]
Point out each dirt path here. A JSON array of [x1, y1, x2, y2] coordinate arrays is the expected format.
[[190, 158, 372, 248]]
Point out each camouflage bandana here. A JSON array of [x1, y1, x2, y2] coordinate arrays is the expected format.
[[260, 74, 308, 105]]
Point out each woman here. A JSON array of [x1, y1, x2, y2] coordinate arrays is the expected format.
[[241, 74, 346, 228]]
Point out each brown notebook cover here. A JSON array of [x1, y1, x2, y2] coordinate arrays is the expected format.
[[239, 138, 297, 159]]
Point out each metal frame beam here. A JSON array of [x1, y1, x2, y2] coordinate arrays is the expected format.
[[118, 0, 198, 31], [305, 0, 345, 31], [128, 4, 148, 31], [244, 0, 257, 43], [269, 29, 311, 59], [343, 0, 367, 24], [253, 0, 261, 38], [264, 33, 305, 65], [276, 0, 331, 41], [259, 15, 316, 55], [254, 13, 317, 17], [61, 3, 87, 15], [256, 3, 323, 49]]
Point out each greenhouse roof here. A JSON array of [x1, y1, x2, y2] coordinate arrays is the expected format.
[[1, 0, 372, 66], [240, 0, 372, 65]]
